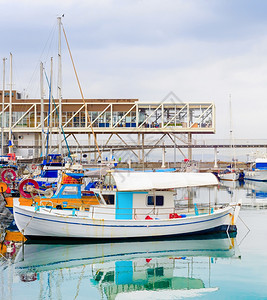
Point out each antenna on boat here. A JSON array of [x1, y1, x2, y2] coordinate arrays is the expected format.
[[61, 21, 102, 161]]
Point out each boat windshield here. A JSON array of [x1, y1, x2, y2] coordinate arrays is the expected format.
[[95, 193, 106, 205], [61, 186, 78, 196]]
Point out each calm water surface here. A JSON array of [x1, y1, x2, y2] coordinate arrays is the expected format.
[[0, 180, 267, 300]]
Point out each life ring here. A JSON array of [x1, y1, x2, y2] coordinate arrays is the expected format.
[[1, 169, 17, 184], [31, 164, 37, 170], [19, 179, 39, 198]]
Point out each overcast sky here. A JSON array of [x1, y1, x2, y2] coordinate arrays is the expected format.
[[1, 0, 267, 141]]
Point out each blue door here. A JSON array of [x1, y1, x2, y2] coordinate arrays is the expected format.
[[116, 192, 133, 220]]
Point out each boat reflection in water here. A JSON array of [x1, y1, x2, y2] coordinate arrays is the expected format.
[[12, 234, 240, 299], [243, 180, 267, 209]]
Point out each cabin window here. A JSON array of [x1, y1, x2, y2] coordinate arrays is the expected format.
[[147, 267, 164, 277], [147, 195, 164, 206], [103, 194, 115, 205], [61, 186, 78, 195]]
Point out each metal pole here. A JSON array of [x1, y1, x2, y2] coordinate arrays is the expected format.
[[49, 57, 53, 154], [1, 58, 6, 155], [57, 17, 62, 155], [8, 53, 12, 154], [188, 132, 192, 160], [142, 133, 145, 170], [138, 133, 140, 163], [214, 147, 218, 168], [40, 62, 45, 156], [174, 134, 176, 168], [161, 142, 166, 168]]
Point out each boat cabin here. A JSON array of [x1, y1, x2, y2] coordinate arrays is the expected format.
[[87, 171, 218, 221], [90, 189, 175, 220], [42, 154, 65, 167], [254, 158, 267, 170]]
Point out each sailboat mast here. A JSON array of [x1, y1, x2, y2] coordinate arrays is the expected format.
[[1, 58, 6, 155], [57, 16, 62, 155], [49, 57, 53, 155], [8, 53, 12, 154], [229, 94, 233, 148], [229, 94, 236, 169], [40, 62, 45, 156]]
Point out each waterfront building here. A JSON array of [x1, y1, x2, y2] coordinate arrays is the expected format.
[[0, 90, 215, 161]]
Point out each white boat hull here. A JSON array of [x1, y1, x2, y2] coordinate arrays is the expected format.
[[14, 204, 238, 239], [220, 172, 239, 181], [244, 170, 267, 182]]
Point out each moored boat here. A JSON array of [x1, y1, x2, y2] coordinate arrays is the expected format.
[[244, 158, 267, 182], [4, 171, 100, 214], [13, 172, 241, 240], [219, 170, 239, 181]]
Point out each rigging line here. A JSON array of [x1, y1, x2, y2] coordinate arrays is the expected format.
[[44, 70, 72, 160], [25, 21, 57, 97], [61, 22, 102, 160]]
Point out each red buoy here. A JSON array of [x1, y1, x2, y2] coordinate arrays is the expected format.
[[19, 179, 39, 198], [1, 169, 16, 184]]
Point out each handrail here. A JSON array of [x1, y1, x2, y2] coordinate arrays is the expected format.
[[40, 200, 53, 207]]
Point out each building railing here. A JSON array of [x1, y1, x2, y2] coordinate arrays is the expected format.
[[0, 102, 215, 132]]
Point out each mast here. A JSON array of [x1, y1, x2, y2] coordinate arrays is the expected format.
[[1, 58, 6, 155], [57, 16, 62, 155], [40, 62, 45, 156], [229, 94, 233, 147], [49, 57, 53, 155], [229, 94, 236, 169], [8, 53, 12, 154]]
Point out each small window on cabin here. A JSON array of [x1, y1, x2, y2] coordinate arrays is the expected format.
[[147, 195, 164, 206], [61, 186, 78, 195], [147, 196, 154, 206], [103, 194, 115, 205]]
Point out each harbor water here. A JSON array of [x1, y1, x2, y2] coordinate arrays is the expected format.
[[0, 181, 267, 299]]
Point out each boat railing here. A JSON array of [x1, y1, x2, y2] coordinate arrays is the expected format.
[[36, 201, 221, 218], [89, 205, 217, 219], [40, 200, 54, 207], [37, 200, 92, 212]]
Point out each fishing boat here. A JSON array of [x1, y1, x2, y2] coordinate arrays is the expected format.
[[13, 172, 241, 240], [4, 170, 100, 215], [244, 158, 267, 182], [219, 168, 239, 181], [32, 154, 65, 188]]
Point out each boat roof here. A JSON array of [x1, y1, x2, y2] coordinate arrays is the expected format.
[[111, 172, 218, 191], [255, 158, 267, 163]]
